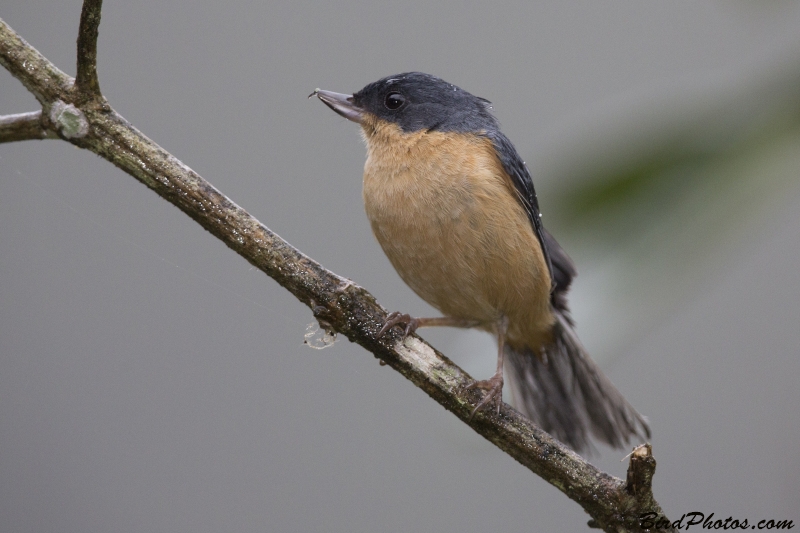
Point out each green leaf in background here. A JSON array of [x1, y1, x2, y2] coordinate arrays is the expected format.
[[537, 65, 800, 363]]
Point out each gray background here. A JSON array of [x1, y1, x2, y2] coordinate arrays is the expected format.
[[2, 1, 800, 532]]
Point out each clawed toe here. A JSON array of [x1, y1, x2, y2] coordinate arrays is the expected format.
[[378, 311, 419, 339], [466, 373, 504, 418]]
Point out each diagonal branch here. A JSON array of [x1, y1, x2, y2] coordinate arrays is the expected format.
[[0, 111, 57, 142], [0, 21, 72, 107], [0, 7, 673, 532]]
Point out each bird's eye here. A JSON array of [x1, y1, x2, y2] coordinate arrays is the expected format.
[[384, 92, 405, 110]]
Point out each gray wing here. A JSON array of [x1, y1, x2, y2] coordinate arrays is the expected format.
[[487, 131, 576, 311]]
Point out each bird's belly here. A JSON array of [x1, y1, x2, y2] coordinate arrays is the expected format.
[[366, 183, 494, 320], [362, 137, 553, 345]]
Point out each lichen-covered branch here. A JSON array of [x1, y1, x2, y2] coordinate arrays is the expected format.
[[0, 6, 673, 531]]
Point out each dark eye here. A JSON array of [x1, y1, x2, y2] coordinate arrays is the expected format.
[[384, 92, 405, 110]]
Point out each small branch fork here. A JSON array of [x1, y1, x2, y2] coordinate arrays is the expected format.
[[0, 4, 673, 531]]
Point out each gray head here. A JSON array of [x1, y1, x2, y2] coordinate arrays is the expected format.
[[312, 72, 498, 134]]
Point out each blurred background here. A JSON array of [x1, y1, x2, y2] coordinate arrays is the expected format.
[[2, 1, 799, 531]]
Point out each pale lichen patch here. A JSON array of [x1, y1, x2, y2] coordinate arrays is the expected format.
[[395, 336, 439, 376], [49, 100, 89, 139]]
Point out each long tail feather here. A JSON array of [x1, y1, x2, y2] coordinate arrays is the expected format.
[[507, 310, 650, 453]]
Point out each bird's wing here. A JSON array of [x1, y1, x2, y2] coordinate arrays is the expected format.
[[487, 131, 576, 311], [540, 227, 576, 317]]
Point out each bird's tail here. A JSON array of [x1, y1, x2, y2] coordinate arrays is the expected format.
[[506, 310, 650, 453]]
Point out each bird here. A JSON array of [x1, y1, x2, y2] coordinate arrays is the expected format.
[[311, 72, 650, 453]]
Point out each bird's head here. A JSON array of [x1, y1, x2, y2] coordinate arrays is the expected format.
[[311, 72, 497, 137]]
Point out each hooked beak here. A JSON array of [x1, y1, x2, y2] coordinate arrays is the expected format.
[[309, 89, 364, 124]]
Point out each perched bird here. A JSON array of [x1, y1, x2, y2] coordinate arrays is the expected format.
[[311, 72, 649, 453]]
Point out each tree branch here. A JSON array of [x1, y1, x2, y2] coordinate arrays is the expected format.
[[0, 21, 72, 107], [0, 111, 57, 142], [75, 0, 102, 100], [0, 7, 673, 531]]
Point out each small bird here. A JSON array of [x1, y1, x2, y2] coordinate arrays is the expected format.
[[311, 72, 649, 453]]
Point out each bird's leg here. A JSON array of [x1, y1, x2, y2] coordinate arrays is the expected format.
[[466, 316, 509, 417], [377, 313, 481, 340]]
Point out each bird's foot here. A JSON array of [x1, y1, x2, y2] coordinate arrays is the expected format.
[[466, 372, 504, 418], [377, 311, 420, 340]]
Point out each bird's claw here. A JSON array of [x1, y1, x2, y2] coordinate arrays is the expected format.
[[466, 373, 504, 418], [377, 311, 420, 340]]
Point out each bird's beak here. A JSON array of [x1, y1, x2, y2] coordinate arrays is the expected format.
[[309, 89, 364, 124]]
